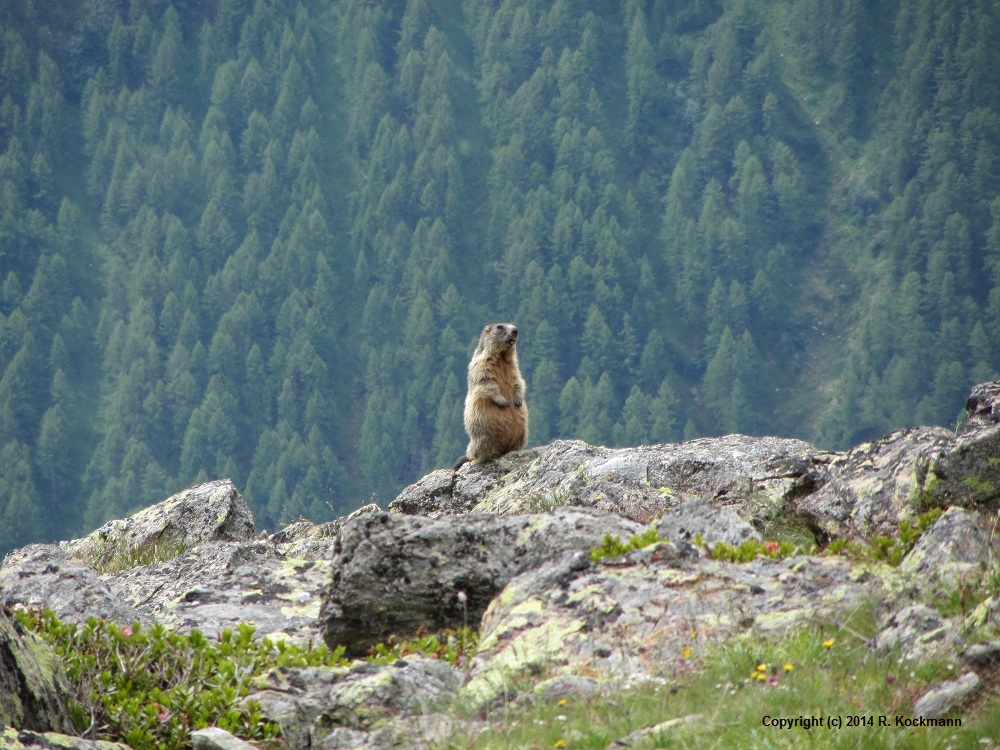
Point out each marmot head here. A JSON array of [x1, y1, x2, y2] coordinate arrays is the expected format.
[[476, 322, 518, 354]]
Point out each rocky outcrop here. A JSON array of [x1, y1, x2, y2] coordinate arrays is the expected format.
[[0, 483, 338, 644], [321, 507, 644, 657], [898, 506, 999, 580], [0, 727, 130, 750], [390, 436, 830, 525], [916, 381, 1000, 509], [246, 657, 471, 749], [461, 544, 885, 705], [61, 479, 255, 571], [0, 609, 73, 733], [0, 545, 141, 625], [102, 539, 333, 642], [794, 426, 955, 540]]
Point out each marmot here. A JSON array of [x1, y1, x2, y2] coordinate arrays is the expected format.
[[454, 323, 528, 469]]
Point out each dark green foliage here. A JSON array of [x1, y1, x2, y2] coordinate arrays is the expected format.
[[17, 610, 348, 750], [590, 527, 662, 563], [1, 0, 1000, 555]]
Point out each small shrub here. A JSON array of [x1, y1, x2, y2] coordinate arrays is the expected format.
[[590, 528, 662, 563], [366, 626, 478, 667], [708, 538, 798, 563], [15, 609, 349, 750], [825, 508, 945, 566]]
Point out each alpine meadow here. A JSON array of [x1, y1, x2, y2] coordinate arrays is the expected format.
[[0, 0, 998, 555]]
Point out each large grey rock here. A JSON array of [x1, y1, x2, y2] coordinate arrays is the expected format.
[[0, 545, 141, 625], [61, 480, 256, 571], [874, 604, 956, 660], [0, 727, 130, 750], [911, 672, 980, 719], [960, 382, 1000, 433], [800, 383, 1000, 542], [390, 437, 830, 525], [103, 539, 333, 643], [0, 609, 73, 733], [898, 506, 999, 580], [190, 728, 258, 750], [321, 507, 643, 656], [796, 427, 955, 541], [917, 382, 1000, 509], [961, 640, 1000, 668], [462, 544, 885, 705], [247, 657, 468, 750], [655, 498, 760, 546]]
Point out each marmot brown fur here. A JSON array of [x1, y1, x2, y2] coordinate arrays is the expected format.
[[454, 323, 528, 468]]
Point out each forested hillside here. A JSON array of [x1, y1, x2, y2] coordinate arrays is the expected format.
[[1, 0, 998, 555]]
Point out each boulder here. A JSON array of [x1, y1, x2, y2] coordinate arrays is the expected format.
[[0, 727, 129, 750], [916, 382, 1000, 509], [874, 604, 957, 661], [0, 545, 141, 625], [102, 540, 332, 643], [190, 728, 258, 750], [321, 507, 643, 656], [655, 498, 760, 546], [795, 427, 954, 541], [0, 609, 73, 733], [246, 657, 469, 750], [898, 506, 999, 580], [390, 437, 830, 525], [961, 381, 1000, 432], [61, 480, 255, 572], [461, 544, 884, 705], [911, 672, 981, 719]]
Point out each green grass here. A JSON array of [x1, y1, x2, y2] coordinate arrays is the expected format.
[[443, 599, 1000, 750], [84, 536, 191, 574]]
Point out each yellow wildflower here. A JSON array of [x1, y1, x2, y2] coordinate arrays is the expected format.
[[822, 639, 835, 649], [682, 646, 692, 659], [783, 663, 794, 671]]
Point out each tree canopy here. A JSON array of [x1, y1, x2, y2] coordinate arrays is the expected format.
[[0, 0, 998, 555]]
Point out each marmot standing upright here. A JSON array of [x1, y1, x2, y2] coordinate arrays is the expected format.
[[454, 323, 528, 468]]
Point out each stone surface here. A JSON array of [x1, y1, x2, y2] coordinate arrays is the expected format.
[[898, 506, 998, 580], [390, 437, 831, 526], [321, 507, 643, 656], [0, 545, 142, 625], [796, 427, 955, 541], [911, 671, 981, 718], [917, 384, 1000, 509], [961, 640, 1000, 668], [875, 604, 956, 660], [655, 498, 760, 546], [5, 381, 1000, 749], [61, 480, 256, 570], [246, 657, 467, 750], [321, 508, 643, 655], [605, 715, 702, 748], [461, 545, 886, 705], [0, 728, 129, 750], [961, 382, 1000, 433], [534, 675, 604, 703], [0, 609, 73, 733], [190, 728, 258, 750], [103, 539, 334, 643]]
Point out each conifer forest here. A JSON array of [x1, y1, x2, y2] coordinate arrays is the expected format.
[[1, 0, 998, 554]]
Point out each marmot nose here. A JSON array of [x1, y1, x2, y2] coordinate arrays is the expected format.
[[511, 326, 518, 338]]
